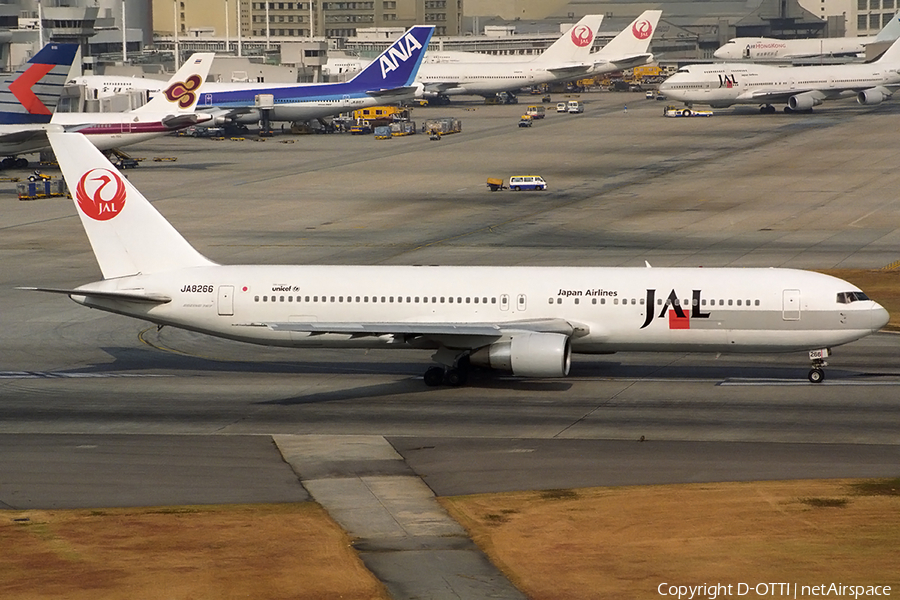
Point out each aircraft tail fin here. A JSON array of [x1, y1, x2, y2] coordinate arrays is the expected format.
[[0, 43, 80, 124], [133, 53, 215, 114], [875, 9, 900, 42], [594, 10, 662, 61], [874, 35, 900, 63], [47, 131, 215, 280], [347, 26, 434, 91], [535, 15, 604, 64]]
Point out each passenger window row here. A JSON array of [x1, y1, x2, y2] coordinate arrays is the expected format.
[[547, 297, 763, 307]]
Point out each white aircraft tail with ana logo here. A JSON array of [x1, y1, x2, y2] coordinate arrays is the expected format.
[[133, 53, 215, 114], [534, 15, 604, 64], [48, 131, 214, 279]]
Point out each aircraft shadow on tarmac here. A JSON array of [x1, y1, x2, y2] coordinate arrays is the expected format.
[[40, 347, 895, 404], [261, 377, 575, 405]]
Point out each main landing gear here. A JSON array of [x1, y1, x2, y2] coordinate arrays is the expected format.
[[423, 354, 470, 387], [807, 348, 831, 383], [759, 104, 777, 114]]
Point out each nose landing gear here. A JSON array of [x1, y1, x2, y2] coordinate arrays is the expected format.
[[807, 348, 831, 383]]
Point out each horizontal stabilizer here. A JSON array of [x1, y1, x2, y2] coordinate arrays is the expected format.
[[607, 53, 654, 69], [366, 85, 419, 97], [161, 113, 214, 129], [546, 64, 593, 78], [0, 127, 53, 145], [18, 286, 172, 304]]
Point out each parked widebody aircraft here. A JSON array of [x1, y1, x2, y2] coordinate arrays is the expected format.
[[24, 131, 889, 385], [194, 25, 433, 126], [415, 15, 604, 99], [422, 10, 659, 70], [659, 36, 900, 113], [714, 9, 900, 62], [68, 55, 370, 101], [0, 52, 214, 165], [415, 11, 660, 100]]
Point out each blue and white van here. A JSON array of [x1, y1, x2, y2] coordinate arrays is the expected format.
[[509, 176, 547, 191]]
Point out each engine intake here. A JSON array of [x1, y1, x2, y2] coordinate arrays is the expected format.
[[857, 88, 885, 105], [787, 92, 822, 111], [469, 332, 571, 378]]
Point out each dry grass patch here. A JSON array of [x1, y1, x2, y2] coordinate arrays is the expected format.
[[440, 479, 900, 600], [0, 503, 387, 600], [820, 269, 900, 331]]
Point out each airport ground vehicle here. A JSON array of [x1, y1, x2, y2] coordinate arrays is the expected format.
[[567, 100, 584, 114], [525, 105, 546, 119], [423, 117, 461, 135], [509, 175, 547, 191], [350, 120, 373, 134], [374, 125, 392, 139], [556, 102, 568, 113], [518, 115, 533, 127], [664, 105, 713, 117], [486, 177, 506, 191], [390, 121, 417, 136]]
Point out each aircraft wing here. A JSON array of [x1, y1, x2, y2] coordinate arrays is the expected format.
[[734, 88, 827, 102], [260, 317, 584, 346], [18, 286, 172, 304]]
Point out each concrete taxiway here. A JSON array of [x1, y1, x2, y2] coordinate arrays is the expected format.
[[2, 93, 900, 597]]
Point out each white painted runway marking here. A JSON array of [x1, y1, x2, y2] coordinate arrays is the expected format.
[[719, 379, 900, 386], [0, 372, 170, 379]]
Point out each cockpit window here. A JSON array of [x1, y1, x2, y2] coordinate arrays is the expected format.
[[836, 291, 870, 304], [676, 68, 689, 74]]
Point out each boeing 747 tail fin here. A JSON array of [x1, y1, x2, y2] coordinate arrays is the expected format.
[[593, 10, 662, 68], [347, 25, 434, 92], [534, 15, 604, 64]]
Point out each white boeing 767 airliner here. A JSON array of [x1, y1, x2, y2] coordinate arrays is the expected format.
[[24, 132, 889, 385]]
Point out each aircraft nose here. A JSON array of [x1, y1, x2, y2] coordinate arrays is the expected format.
[[871, 303, 890, 331]]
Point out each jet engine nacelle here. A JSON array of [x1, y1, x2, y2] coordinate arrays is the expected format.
[[787, 92, 822, 110], [469, 332, 571, 377], [857, 88, 885, 105], [233, 109, 262, 125]]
